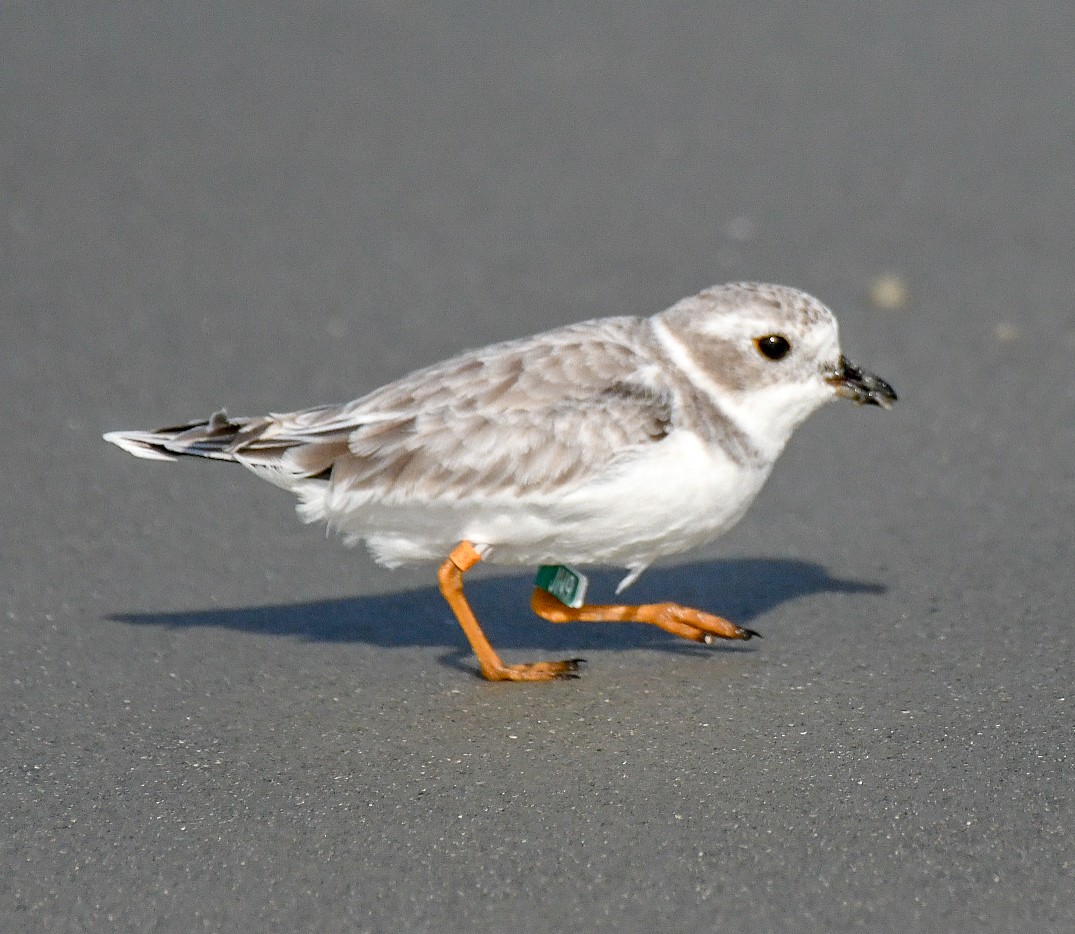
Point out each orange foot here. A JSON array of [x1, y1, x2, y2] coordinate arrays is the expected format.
[[479, 658, 586, 683], [642, 603, 761, 644]]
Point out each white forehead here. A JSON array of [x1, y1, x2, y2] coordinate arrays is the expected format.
[[663, 282, 839, 341]]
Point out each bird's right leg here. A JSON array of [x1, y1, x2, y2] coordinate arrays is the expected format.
[[437, 542, 583, 682]]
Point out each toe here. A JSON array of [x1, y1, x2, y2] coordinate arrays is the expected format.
[[491, 658, 587, 682], [553, 658, 586, 679]]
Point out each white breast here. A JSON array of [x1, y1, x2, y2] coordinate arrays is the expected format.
[[540, 428, 772, 567]]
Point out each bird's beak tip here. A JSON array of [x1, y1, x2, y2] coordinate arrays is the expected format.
[[826, 355, 897, 408]]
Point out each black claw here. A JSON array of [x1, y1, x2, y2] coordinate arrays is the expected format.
[[741, 628, 762, 640], [555, 658, 585, 679]]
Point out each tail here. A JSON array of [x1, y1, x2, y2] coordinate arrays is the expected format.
[[103, 407, 347, 492], [103, 409, 254, 463]]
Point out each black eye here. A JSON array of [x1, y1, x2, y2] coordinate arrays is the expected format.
[[755, 334, 791, 361]]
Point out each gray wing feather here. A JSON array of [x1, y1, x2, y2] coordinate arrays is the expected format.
[[268, 318, 676, 500]]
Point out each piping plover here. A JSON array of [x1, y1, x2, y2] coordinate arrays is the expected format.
[[105, 282, 896, 681]]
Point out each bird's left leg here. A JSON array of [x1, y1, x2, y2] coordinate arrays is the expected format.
[[530, 589, 760, 643]]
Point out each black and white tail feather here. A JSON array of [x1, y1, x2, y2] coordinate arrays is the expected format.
[[102, 408, 342, 492], [103, 410, 250, 463]]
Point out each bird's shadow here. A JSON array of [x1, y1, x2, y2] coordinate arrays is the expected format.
[[111, 558, 885, 669]]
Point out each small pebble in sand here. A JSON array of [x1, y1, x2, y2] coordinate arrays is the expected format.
[[868, 273, 910, 310], [993, 321, 1019, 343]]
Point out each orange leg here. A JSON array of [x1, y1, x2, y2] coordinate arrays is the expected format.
[[530, 589, 760, 644], [437, 542, 583, 682]]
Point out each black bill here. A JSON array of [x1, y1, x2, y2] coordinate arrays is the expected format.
[[826, 355, 897, 409]]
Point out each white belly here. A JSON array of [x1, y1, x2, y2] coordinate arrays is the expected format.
[[302, 429, 771, 572]]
